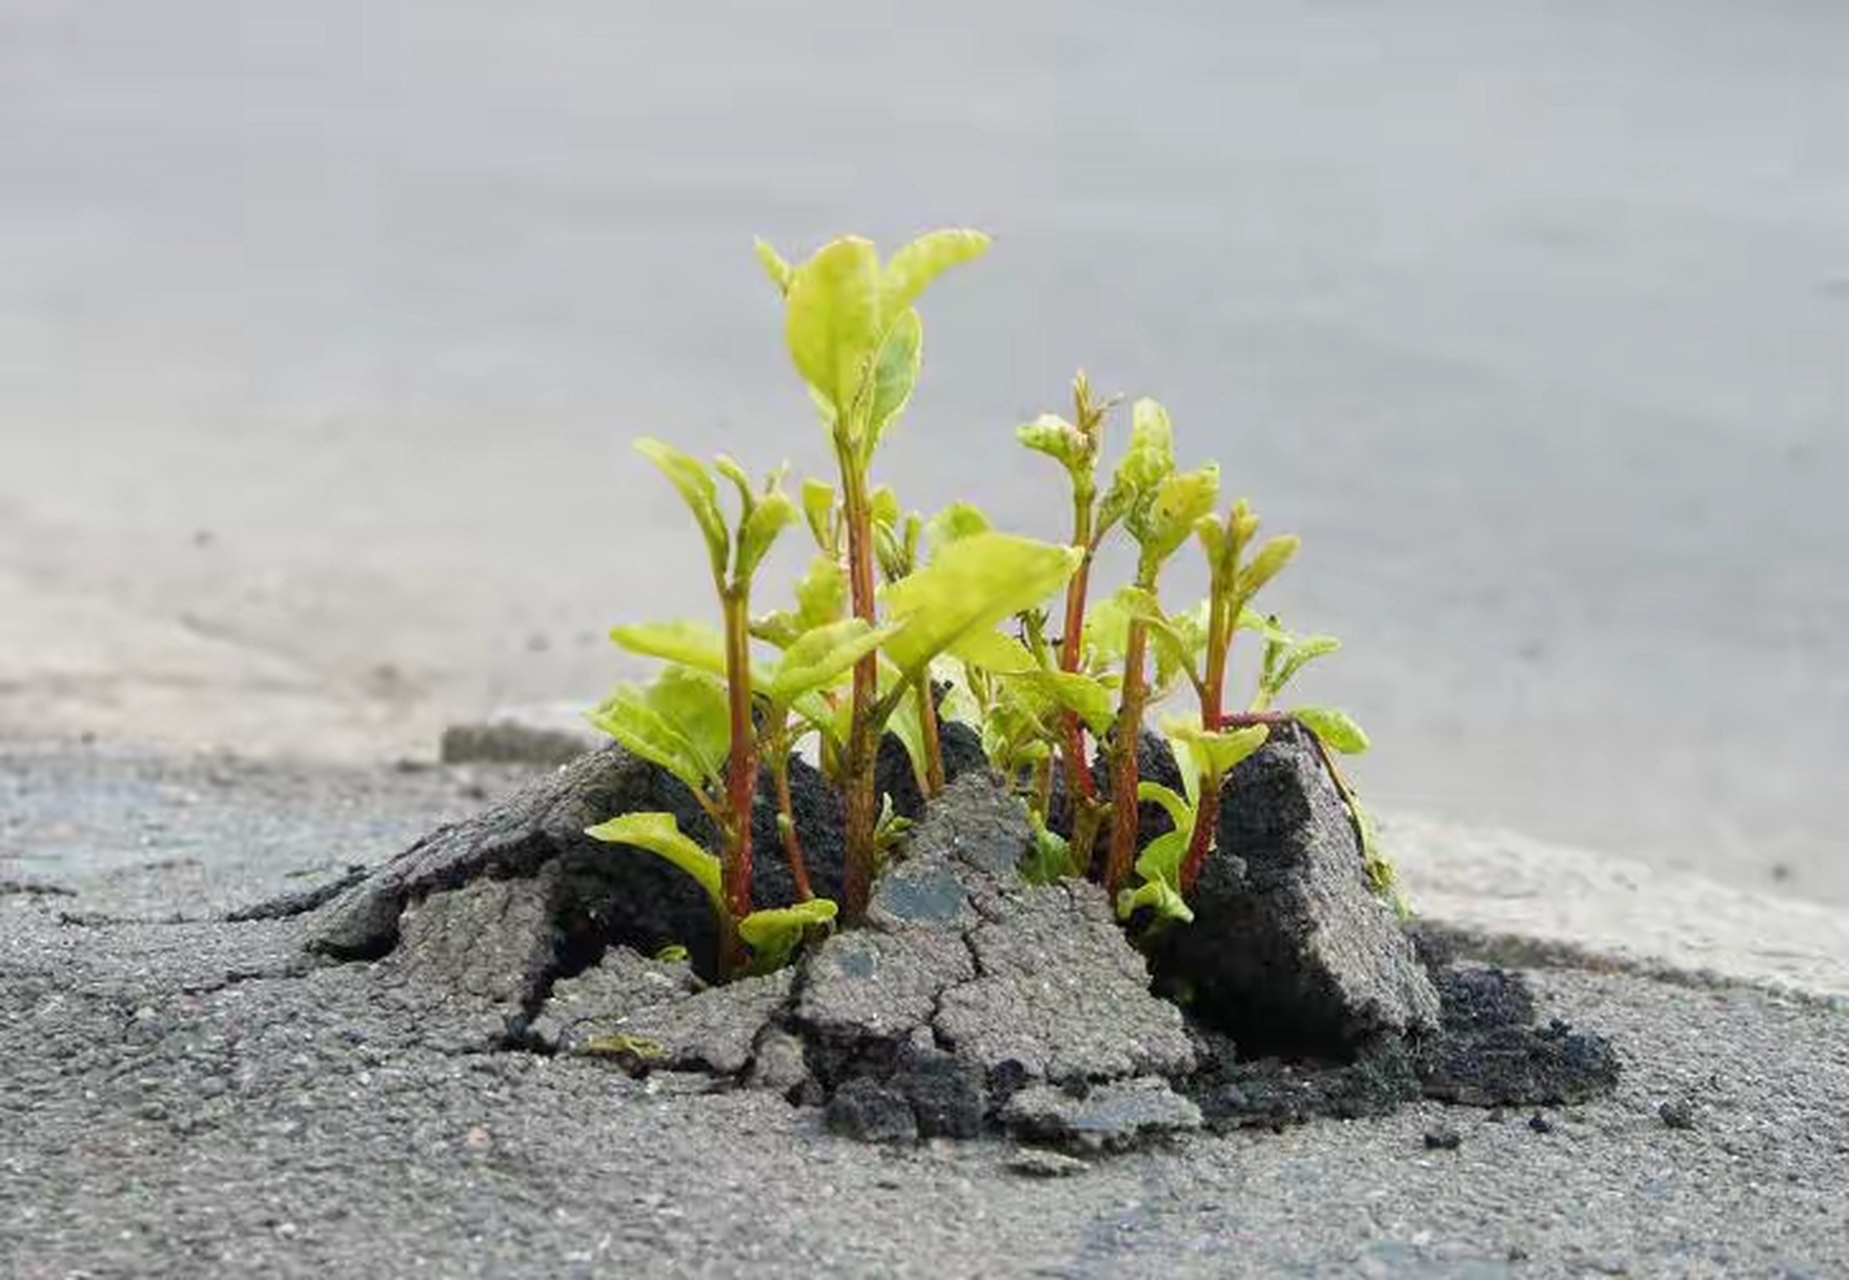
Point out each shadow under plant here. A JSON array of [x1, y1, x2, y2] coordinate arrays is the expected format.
[[289, 731, 1618, 1152]]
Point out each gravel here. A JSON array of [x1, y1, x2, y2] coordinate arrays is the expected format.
[[4, 746, 1847, 1277]]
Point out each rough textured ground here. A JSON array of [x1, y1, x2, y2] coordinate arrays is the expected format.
[[4, 748, 1847, 1277]]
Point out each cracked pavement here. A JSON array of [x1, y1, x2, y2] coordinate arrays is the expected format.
[[4, 746, 1848, 1277]]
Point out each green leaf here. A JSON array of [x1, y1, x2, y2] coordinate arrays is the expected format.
[[1236, 534, 1300, 598], [869, 485, 902, 530], [925, 501, 992, 557], [785, 236, 883, 420], [1273, 634, 1341, 692], [737, 487, 797, 583], [585, 811, 723, 915], [587, 683, 714, 796], [1010, 669, 1117, 736], [950, 627, 1036, 675], [635, 438, 727, 579], [878, 532, 1081, 678], [1021, 812, 1074, 885], [768, 618, 895, 703], [608, 620, 730, 679], [1136, 780, 1196, 835], [796, 555, 848, 629], [1237, 608, 1292, 644], [1144, 601, 1208, 693], [884, 678, 930, 791], [1115, 829, 1194, 924], [1100, 398, 1176, 529], [1016, 413, 1088, 473], [801, 478, 837, 549], [649, 666, 734, 775], [1294, 706, 1370, 755], [1134, 463, 1221, 563], [1165, 720, 1271, 784], [712, 454, 754, 512], [1080, 587, 1140, 672], [1194, 514, 1228, 572], [753, 237, 793, 296], [739, 898, 839, 972], [881, 228, 991, 318], [866, 308, 922, 444]]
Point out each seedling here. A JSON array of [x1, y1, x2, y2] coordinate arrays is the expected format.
[[1098, 400, 1222, 896], [586, 444, 858, 975], [583, 227, 1396, 980], [754, 231, 1079, 919]]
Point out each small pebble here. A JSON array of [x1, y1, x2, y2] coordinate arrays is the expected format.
[[1528, 1113, 1554, 1134], [1423, 1128, 1462, 1151], [1658, 1097, 1696, 1130]]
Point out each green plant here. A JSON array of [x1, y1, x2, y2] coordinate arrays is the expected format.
[[753, 231, 1080, 920], [585, 228, 1396, 980]]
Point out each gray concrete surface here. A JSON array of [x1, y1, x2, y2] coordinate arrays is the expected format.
[[2, 748, 1846, 1277], [2, 0, 1846, 913]]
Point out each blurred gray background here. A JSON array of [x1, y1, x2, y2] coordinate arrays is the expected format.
[[2, 0, 1844, 904]]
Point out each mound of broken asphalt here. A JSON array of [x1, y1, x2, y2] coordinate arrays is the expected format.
[[287, 741, 1619, 1151]]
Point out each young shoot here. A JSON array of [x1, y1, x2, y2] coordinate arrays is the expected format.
[[1166, 498, 1301, 893], [586, 442, 848, 975], [755, 229, 1079, 920], [1015, 372, 1125, 872], [1098, 400, 1221, 896]]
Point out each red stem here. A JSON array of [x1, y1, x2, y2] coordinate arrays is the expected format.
[[1103, 618, 1150, 894], [719, 591, 758, 975], [1180, 599, 1232, 894], [1057, 551, 1098, 804], [772, 751, 815, 901], [919, 681, 946, 795], [840, 453, 879, 921]]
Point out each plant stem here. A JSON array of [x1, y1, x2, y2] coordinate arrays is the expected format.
[[1030, 753, 1055, 816], [721, 591, 758, 951], [837, 441, 879, 921], [917, 681, 946, 795], [1057, 488, 1102, 869], [1180, 594, 1232, 894], [1103, 612, 1151, 895], [769, 742, 815, 901]]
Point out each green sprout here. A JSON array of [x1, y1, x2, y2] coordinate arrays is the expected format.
[[1098, 400, 1221, 897], [586, 444, 853, 976], [577, 227, 1396, 981], [754, 230, 1079, 919], [1014, 372, 1124, 873]]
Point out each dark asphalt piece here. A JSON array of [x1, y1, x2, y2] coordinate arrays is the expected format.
[[3, 749, 1847, 1277]]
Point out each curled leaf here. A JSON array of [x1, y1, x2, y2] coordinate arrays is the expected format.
[[1016, 413, 1089, 474], [1114, 829, 1194, 924], [739, 898, 839, 972], [1236, 534, 1300, 598], [635, 438, 728, 579], [881, 228, 991, 317]]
